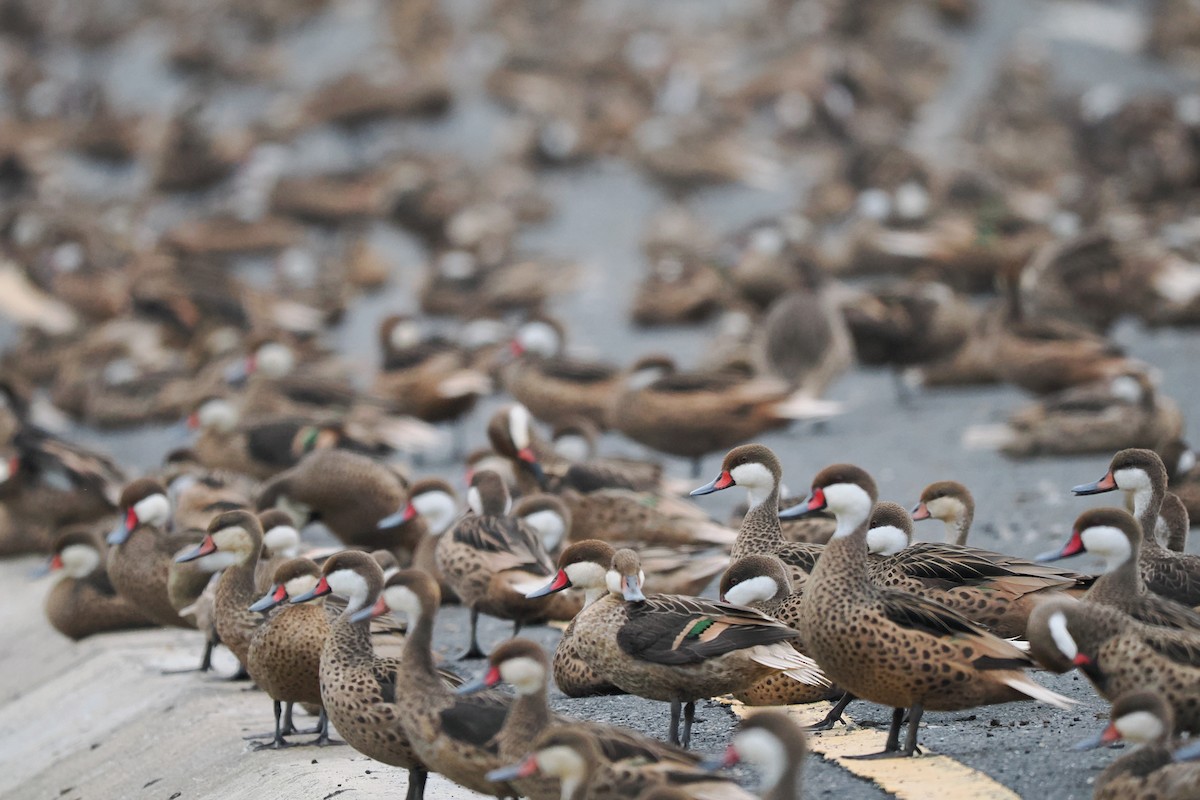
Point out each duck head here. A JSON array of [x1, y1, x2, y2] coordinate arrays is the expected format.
[[779, 463, 878, 535], [187, 396, 238, 434], [866, 501, 914, 557], [691, 443, 782, 509], [1036, 507, 1139, 570], [719, 554, 791, 605], [1074, 690, 1172, 751], [176, 510, 264, 571], [456, 637, 548, 696], [487, 404, 546, 488], [291, 550, 384, 622], [1026, 599, 1096, 674], [259, 509, 301, 559], [250, 557, 320, 612], [1074, 449, 1166, 507], [468, 469, 512, 517], [911, 480, 974, 543], [510, 317, 563, 359], [525, 539, 615, 600], [379, 314, 422, 355], [47, 529, 103, 579], [371, 569, 441, 626], [406, 478, 459, 537], [486, 729, 596, 796], [551, 418, 597, 463], [704, 711, 806, 796], [513, 494, 571, 553], [109, 479, 171, 545], [608, 548, 647, 602]]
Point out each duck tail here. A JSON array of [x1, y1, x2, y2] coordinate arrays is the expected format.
[[771, 393, 845, 422], [751, 643, 829, 687], [1000, 675, 1076, 709]]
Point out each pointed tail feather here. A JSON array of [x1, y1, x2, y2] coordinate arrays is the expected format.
[[1000, 675, 1076, 709], [751, 643, 829, 687]]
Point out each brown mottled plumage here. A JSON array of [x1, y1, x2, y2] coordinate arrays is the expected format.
[[791, 463, 1072, 757], [1028, 598, 1200, 734]]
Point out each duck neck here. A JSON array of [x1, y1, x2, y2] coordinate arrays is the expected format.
[[401, 604, 439, 685], [765, 762, 802, 800], [222, 550, 260, 606], [581, 586, 606, 608], [1163, 515, 1188, 553], [943, 507, 972, 546], [504, 683, 552, 749], [1131, 486, 1166, 555], [331, 614, 375, 662], [819, 515, 871, 584], [740, 481, 783, 550]]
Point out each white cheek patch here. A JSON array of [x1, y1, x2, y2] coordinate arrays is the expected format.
[[193, 550, 241, 573], [824, 483, 873, 535], [509, 405, 532, 450], [412, 491, 458, 536], [467, 486, 484, 516], [327, 569, 370, 609], [730, 462, 773, 491], [517, 321, 560, 357], [263, 525, 301, 557], [724, 575, 779, 606], [1178, 450, 1197, 477], [925, 496, 964, 522], [605, 569, 623, 596], [1114, 468, 1151, 492], [1047, 611, 1079, 661], [524, 510, 566, 551], [866, 525, 909, 557], [134, 493, 172, 527], [1114, 710, 1164, 744], [255, 343, 295, 377], [60, 544, 100, 578], [199, 399, 238, 431], [565, 561, 606, 589], [1080, 526, 1132, 567], [389, 321, 421, 351], [500, 656, 546, 693], [733, 728, 787, 790], [383, 585, 421, 617], [535, 746, 584, 781], [285, 575, 317, 599]]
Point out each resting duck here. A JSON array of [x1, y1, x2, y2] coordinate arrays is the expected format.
[[910, 479, 976, 544], [1026, 597, 1200, 733], [503, 316, 623, 431], [1074, 448, 1200, 606], [1160, 438, 1200, 529], [782, 463, 1072, 758], [457, 638, 704, 800], [487, 728, 752, 800], [258, 448, 422, 560], [42, 527, 156, 640], [406, 477, 461, 601], [1038, 507, 1200, 632], [1074, 690, 1200, 800], [526, 545, 824, 746]]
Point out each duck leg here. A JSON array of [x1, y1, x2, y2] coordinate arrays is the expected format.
[[457, 608, 487, 660], [251, 700, 298, 750], [681, 701, 696, 749], [669, 699, 682, 745], [242, 702, 307, 740], [847, 707, 910, 760], [406, 767, 428, 800], [161, 635, 216, 675], [511, 620, 523, 639], [804, 692, 855, 731], [899, 704, 924, 757], [308, 708, 344, 747]]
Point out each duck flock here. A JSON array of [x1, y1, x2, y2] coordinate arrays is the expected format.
[[7, 1, 1200, 799]]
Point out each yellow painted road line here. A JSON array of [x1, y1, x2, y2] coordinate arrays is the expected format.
[[722, 699, 1020, 800]]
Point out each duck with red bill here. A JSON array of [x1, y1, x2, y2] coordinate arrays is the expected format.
[[1073, 470, 1119, 495], [484, 754, 539, 783], [699, 744, 739, 771], [910, 501, 930, 520], [250, 583, 290, 613], [455, 665, 502, 696], [777, 488, 826, 519], [175, 534, 218, 562], [1035, 528, 1087, 563], [376, 501, 418, 530], [347, 594, 386, 623], [107, 507, 141, 546], [1073, 720, 1122, 750], [525, 567, 571, 598], [289, 575, 332, 604], [689, 470, 734, 496]]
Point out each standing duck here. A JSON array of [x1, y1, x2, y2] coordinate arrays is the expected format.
[[1037, 507, 1200, 631], [1074, 448, 1200, 606], [1073, 690, 1200, 800], [1026, 597, 1200, 733], [42, 527, 156, 640], [257, 448, 422, 561], [371, 569, 515, 797], [428, 469, 562, 658], [175, 510, 266, 669], [525, 545, 824, 747], [407, 477, 461, 600], [245, 557, 335, 749], [705, 711, 807, 800], [488, 727, 751, 800], [287, 552, 440, 800], [781, 463, 1073, 758], [503, 316, 623, 431]]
